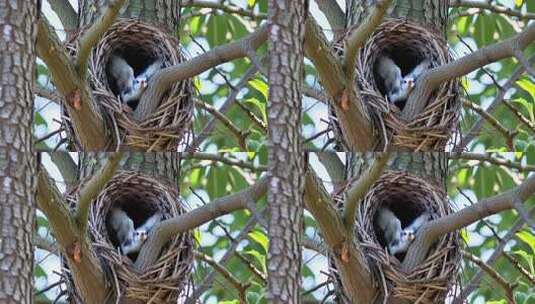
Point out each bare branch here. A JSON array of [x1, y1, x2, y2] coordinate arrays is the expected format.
[[450, 152, 535, 172], [182, 152, 267, 172], [181, 0, 267, 20], [343, 152, 390, 231], [135, 25, 269, 121], [194, 100, 249, 150], [75, 153, 123, 232], [403, 23, 535, 120], [402, 174, 535, 271], [450, 0, 535, 21], [456, 54, 535, 151], [76, 0, 127, 77], [316, 152, 345, 187], [462, 250, 516, 304], [135, 176, 269, 270]]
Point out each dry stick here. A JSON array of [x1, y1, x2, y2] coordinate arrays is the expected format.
[[135, 176, 269, 270], [462, 250, 517, 304], [449, 152, 535, 172], [194, 100, 250, 150], [461, 100, 517, 148], [502, 100, 535, 134], [194, 251, 250, 302], [450, 0, 535, 21], [402, 174, 535, 271], [188, 65, 259, 151], [403, 23, 535, 120], [455, 54, 535, 152], [180, 0, 267, 20], [135, 25, 268, 121], [453, 207, 535, 303], [182, 152, 267, 172], [185, 216, 259, 304]]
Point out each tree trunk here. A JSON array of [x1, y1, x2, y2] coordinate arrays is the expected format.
[[266, 0, 306, 303], [0, 0, 37, 302]]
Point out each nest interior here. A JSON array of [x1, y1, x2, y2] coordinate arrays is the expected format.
[[63, 19, 194, 151], [62, 171, 194, 303], [331, 19, 461, 151], [353, 171, 461, 303]]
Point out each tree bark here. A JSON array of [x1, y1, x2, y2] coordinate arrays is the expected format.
[[266, 1, 306, 303], [0, 0, 37, 302]]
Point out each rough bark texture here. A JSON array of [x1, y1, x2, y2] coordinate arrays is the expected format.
[[0, 0, 37, 302], [78, 152, 181, 184], [346, 0, 448, 33], [266, 1, 306, 303], [79, 0, 181, 33]]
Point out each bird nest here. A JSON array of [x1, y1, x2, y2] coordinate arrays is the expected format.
[[353, 171, 461, 303], [63, 19, 194, 151], [61, 171, 194, 303], [331, 19, 460, 151]]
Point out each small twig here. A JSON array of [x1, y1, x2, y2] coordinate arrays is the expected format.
[[462, 250, 517, 304], [450, 152, 535, 172], [182, 152, 267, 172]]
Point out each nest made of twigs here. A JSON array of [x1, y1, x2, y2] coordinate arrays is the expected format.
[[331, 19, 460, 151], [63, 19, 194, 151], [351, 171, 461, 303], [61, 171, 194, 303]]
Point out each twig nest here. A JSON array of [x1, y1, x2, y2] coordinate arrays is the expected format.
[[62, 171, 194, 303], [63, 19, 194, 151], [355, 171, 461, 303], [331, 18, 460, 151]]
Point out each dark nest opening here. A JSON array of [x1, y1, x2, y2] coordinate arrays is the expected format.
[[331, 19, 461, 151], [61, 171, 194, 303], [344, 171, 461, 303], [63, 19, 194, 151]]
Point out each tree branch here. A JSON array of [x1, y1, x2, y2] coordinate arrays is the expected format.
[[316, 152, 345, 187], [49, 152, 78, 188], [75, 153, 122, 232], [450, 0, 535, 21], [304, 18, 374, 151], [36, 169, 108, 304], [76, 0, 127, 77], [135, 176, 269, 270], [402, 174, 535, 271], [134, 24, 269, 121], [402, 23, 535, 120], [343, 0, 391, 81], [304, 169, 375, 304], [314, 0, 345, 32], [182, 152, 267, 172], [343, 152, 390, 231], [47, 0, 78, 32], [36, 19, 107, 150], [181, 0, 267, 20], [450, 152, 535, 172], [462, 250, 516, 304]]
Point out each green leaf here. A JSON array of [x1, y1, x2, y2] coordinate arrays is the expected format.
[[516, 78, 535, 100], [244, 249, 267, 273], [248, 230, 269, 253], [516, 230, 535, 254], [206, 15, 227, 47], [34, 112, 47, 127], [248, 78, 269, 100]]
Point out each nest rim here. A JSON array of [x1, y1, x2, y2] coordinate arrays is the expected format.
[[62, 171, 195, 303], [355, 171, 461, 303], [63, 18, 194, 151]]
